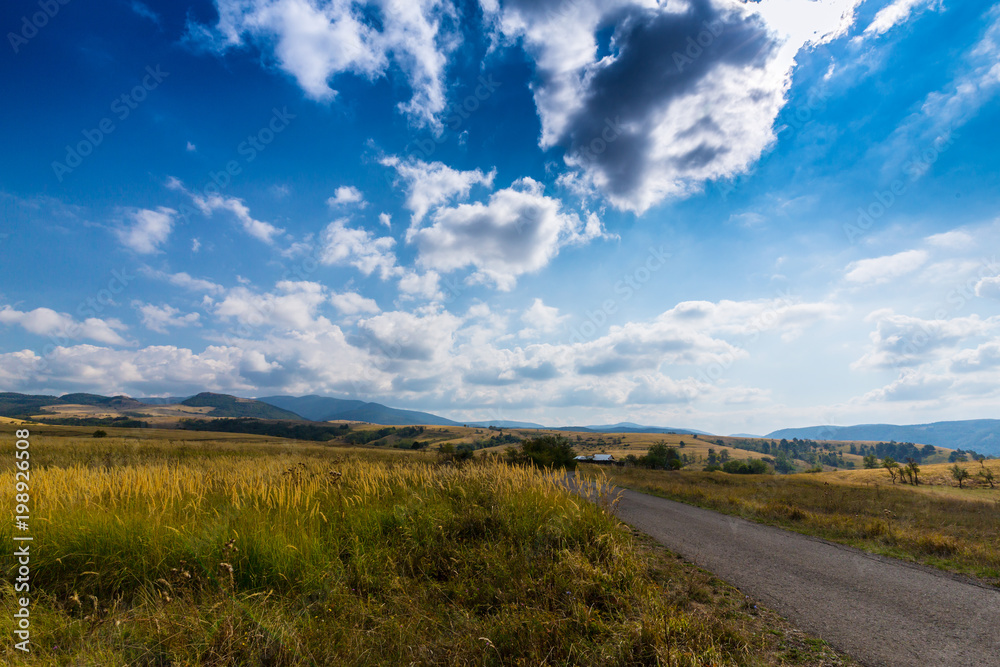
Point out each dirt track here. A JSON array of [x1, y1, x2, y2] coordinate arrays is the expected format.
[[595, 482, 1000, 666]]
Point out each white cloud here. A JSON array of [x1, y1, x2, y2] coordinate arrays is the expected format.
[[519, 298, 568, 338], [853, 309, 1000, 371], [186, 141, 197, 152], [330, 291, 380, 315], [950, 341, 1000, 373], [168, 177, 284, 244], [410, 177, 606, 290], [0, 305, 130, 346], [215, 281, 330, 331], [357, 307, 461, 362], [861, 370, 952, 402], [193, 193, 284, 244], [925, 229, 974, 249], [134, 302, 200, 334], [976, 275, 1000, 299], [381, 156, 494, 226], [397, 269, 444, 301], [327, 185, 366, 208], [141, 268, 225, 296], [190, 0, 459, 128], [319, 219, 398, 279], [379, 212, 392, 228], [117, 207, 175, 254], [844, 249, 929, 284], [488, 0, 862, 212], [861, 0, 941, 38], [131, 1, 161, 24]]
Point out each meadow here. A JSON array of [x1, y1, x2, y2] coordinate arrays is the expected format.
[[0, 427, 850, 665], [588, 459, 1000, 587]]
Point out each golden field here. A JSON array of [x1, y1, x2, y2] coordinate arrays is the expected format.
[[0, 427, 850, 665]]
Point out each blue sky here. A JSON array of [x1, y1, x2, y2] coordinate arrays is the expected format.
[[1, 0, 999, 434]]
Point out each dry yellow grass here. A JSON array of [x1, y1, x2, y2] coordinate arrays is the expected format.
[[823, 458, 1000, 497]]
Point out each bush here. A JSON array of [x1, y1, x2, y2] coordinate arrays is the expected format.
[[92, 429, 108, 438]]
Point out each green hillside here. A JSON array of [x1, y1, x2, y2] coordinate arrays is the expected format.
[[180, 393, 304, 420]]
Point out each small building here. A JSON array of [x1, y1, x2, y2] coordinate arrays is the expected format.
[[575, 454, 616, 464]]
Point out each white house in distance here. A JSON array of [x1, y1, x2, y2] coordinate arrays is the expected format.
[[574, 454, 616, 464]]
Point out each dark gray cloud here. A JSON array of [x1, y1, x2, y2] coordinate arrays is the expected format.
[[558, 0, 776, 200]]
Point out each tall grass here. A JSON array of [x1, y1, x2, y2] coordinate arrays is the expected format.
[[0, 435, 831, 665]]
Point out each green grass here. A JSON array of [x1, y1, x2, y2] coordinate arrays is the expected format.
[[0, 431, 854, 665], [587, 466, 1000, 586]]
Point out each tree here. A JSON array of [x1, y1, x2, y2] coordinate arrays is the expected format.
[[904, 457, 920, 485], [505, 436, 577, 470], [979, 468, 995, 489], [863, 454, 878, 469], [642, 443, 680, 470], [950, 465, 970, 489], [92, 429, 108, 438], [882, 457, 900, 484]]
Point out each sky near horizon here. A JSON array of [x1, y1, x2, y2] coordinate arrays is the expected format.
[[1, 0, 999, 435]]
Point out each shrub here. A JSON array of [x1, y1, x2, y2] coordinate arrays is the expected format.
[[92, 429, 108, 438], [721, 459, 770, 475]]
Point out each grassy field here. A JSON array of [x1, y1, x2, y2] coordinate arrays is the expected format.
[[0, 427, 852, 666], [588, 460, 1000, 587]]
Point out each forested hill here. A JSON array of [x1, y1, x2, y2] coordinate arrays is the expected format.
[[767, 420, 1000, 456]]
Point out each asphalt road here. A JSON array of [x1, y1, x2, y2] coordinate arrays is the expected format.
[[584, 480, 1000, 666]]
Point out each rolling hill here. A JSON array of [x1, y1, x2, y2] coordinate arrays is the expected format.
[[767, 420, 1000, 456], [180, 393, 304, 420], [257, 395, 459, 425], [0, 392, 65, 418]]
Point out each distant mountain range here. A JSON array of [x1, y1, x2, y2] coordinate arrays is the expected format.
[[257, 395, 458, 426], [766, 420, 1000, 456], [2, 390, 997, 453], [551, 422, 711, 435]]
